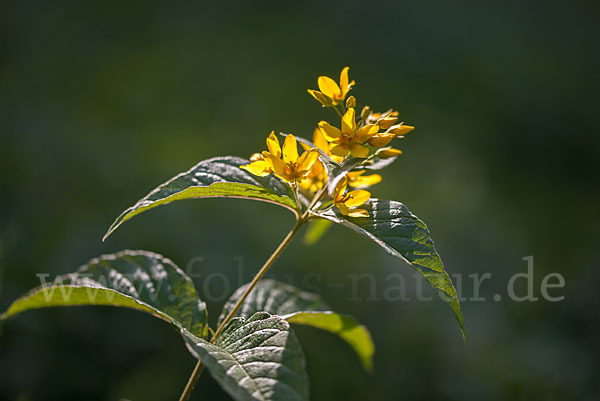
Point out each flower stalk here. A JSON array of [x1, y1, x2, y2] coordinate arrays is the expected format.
[[178, 216, 306, 401]]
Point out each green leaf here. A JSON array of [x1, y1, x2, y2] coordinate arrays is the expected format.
[[103, 156, 298, 241], [218, 279, 374, 372], [182, 312, 309, 401], [303, 218, 333, 245], [315, 199, 466, 340], [1, 250, 208, 337], [283, 312, 374, 373]]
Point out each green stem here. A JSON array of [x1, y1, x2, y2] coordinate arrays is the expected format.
[[332, 105, 343, 118], [177, 218, 306, 401], [303, 185, 328, 219], [178, 361, 204, 401]]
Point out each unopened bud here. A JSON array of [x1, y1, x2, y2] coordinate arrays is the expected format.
[[346, 95, 356, 109], [377, 148, 403, 159], [360, 106, 371, 120], [377, 116, 399, 130], [389, 124, 415, 136]]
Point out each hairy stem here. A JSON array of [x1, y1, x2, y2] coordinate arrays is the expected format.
[[178, 218, 305, 401]]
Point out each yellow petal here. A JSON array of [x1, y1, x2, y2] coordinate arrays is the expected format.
[[346, 208, 369, 218], [318, 121, 343, 141], [307, 89, 333, 107], [312, 128, 331, 154], [333, 177, 348, 202], [348, 173, 382, 188], [341, 108, 357, 134], [249, 153, 264, 162], [340, 66, 350, 97], [389, 124, 415, 136], [335, 202, 352, 216], [330, 143, 350, 157], [265, 153, 290, 180], [344, 189, 370, 207], [368, 133, 394, 147], [297, 148, 319, 172], [267, 131, 281, 158], [356, 124, 379, 142], [282, 134, 298, 164], [240, 160, 272, 177], [347, 171, 365, 179], [317, 76, 341, 99], [349, 143, 369, 158]]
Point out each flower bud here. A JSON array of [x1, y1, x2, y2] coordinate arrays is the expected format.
[[360, 106, 371, 120], [389, 124, 415, 136], [346, 95, 356, 109], [377, 148, 403, 159], [377, 116, 399, 130]]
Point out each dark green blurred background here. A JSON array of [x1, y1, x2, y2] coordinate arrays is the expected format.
[[1, 0, 599, 400]]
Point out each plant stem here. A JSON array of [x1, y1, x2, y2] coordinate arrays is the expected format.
[[178, 361, 204, 401], [213, 219, 304, 338], [177, 219, 305, 401], [333, 105, 343, 118], [303, 185, 328, 219]]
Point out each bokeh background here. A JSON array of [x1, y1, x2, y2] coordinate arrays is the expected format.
[[1, 0, 599, 400]]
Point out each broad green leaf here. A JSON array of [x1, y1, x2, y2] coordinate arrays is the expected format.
[[103, 156, 298, 241], [303, 218, 333, 245], [1, 250, 208, 337], [283, 312, 374, 373], [218, 279, 374, 372], [182, 312, 309, 401], [315, 199, 466, 340]]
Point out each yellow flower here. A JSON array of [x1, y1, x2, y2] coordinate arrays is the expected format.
[[346, 171, 382, 189], [333, 177, 370, 218], [307, 66, 355, 107], [299, 129, 329, 192], [318, 108, 379, 158], [241, 132, 319, 184]]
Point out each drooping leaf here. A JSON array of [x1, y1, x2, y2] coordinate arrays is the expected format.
[[1, 250, 208, 337], [103, 156, 298, 241], [218, 279, 374, 372], [303, 218, 333, 245], [315, 199, 466, 340], [182, 312, 309, 401], [283, 312, 374, 373]]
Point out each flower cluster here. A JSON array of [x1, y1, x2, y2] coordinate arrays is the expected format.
[[242, 67, 414, 218]]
